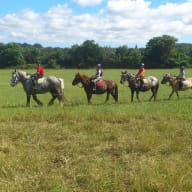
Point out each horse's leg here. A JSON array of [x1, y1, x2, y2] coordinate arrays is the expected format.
[[176, 91, 179, 99], [131, 90, 134, 102], [149, 88, 155, 101], [32, 94, 43, 106], [168, 90, 175, 99], [136, 90, 141, 102], [26, 95, 31, 107], [104, 91, 110, 103], [149, 93, 154, 101], [153, 85, 159, 101], [87, 94, 92, 104], [48, 95, 57, 106], [111, 90, 118, 103], [112, 85, 118, 103]]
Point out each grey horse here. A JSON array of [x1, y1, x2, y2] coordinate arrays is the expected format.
[[10, 69, 64, 106], [120, 71, 159, 102]]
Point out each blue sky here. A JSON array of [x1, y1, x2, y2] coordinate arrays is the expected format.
[[0, 0, 192, 47]]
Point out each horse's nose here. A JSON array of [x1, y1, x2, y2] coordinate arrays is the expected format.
[[120, 80, 123, 84], [10, 82, 15, 87]]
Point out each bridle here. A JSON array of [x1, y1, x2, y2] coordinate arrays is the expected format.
[[10, 72, 19, 86]]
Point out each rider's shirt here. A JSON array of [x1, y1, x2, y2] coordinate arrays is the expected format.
[[37, 66, 44, 78], [95, 69, 102, 79], [137, 67, 145, 77], [178, 70, 185, 79]]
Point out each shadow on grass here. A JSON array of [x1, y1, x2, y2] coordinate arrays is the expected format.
[[1, 104, 26, 108], [1, 104, 45, 108]]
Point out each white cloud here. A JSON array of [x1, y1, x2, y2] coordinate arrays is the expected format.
[[73, 0, 103, 7], [0, 0, 192, 47]]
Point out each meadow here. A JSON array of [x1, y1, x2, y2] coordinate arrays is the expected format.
[[0, 68, 192, 192]]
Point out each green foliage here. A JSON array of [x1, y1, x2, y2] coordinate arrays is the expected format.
[[144, 35, 179, 68], [0, 43, 25, 68], [0, 35, 192, 69]]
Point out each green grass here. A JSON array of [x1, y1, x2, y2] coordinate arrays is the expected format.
[[0, 68, 192, 192]]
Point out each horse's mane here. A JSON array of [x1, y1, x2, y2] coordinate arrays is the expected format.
[[17, 70, 31, 80], [79, 73, 91, 84]]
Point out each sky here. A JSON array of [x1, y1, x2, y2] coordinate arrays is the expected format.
[[0, 0, 192, 48]]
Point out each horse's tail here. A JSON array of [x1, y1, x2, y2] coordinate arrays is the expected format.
[[59, 78, 64, 96]]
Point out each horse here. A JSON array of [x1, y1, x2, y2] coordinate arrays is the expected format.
[[72, 73, 118, 104], [161, 73, 192, 99], [120, 71, 159, 102], [10, 69, 64, 107]]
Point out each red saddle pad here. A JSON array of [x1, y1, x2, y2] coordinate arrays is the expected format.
[[96, 80, 105, 87]]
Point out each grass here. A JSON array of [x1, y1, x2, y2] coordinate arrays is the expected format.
[[0, 68, 192, 191]]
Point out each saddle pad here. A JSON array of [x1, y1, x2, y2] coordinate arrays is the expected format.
[[37, 78, 45, 84], [96, 80, 105, 87], [143, 78, 148, 84]]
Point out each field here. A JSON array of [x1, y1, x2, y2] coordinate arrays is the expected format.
[[0, 68, 192, 192]]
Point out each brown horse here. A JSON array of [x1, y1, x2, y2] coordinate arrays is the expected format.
[[161, 73, 192, 99], [72, 73, 118, 104]]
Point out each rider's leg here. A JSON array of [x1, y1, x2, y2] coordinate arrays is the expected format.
[[32, 76, 38, 89], [92, 78, 99, 90]]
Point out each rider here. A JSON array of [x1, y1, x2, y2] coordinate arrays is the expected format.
[[136, 63, 145, 87], [177, 65, 185, 90], [92, 63, 103, 91], [32, 61, 44, 89]]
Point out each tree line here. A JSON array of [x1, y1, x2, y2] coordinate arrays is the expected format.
[[0, 35, 192, 69]]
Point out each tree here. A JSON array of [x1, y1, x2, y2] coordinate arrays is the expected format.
[[0, 43, 25, 68], [144, 35, 179, 68]]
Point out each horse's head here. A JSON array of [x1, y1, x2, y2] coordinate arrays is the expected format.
[[120, 71, 133, 84], [120, 71, 127, 84], [72, 73, 82, 86], [161, 74, 171, 84], [72, 73, 91, 86], [10, 69, 19, 87]]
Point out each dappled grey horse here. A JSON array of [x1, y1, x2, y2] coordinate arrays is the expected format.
[[120, 71, 159, 102], [10, 70, 64, 106]]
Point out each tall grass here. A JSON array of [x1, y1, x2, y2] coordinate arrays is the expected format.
[[0, 69, 192, 191]]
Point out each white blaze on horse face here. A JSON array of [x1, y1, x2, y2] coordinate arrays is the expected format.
[[10, 72, 18, 86]]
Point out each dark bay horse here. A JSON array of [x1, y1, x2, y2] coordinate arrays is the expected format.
[[10, 70, 64, 106], [161, 73, 192, 99], [120, 71, 159, 102], [72, 73, 118, 104]]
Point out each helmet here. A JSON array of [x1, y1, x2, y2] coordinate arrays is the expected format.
[[97, 64, 101, 67], [141, 63, 144, 66], [180, 65, 184, 69]]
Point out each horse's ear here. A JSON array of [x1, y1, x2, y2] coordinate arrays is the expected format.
[[14, 69, 16, 72]]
